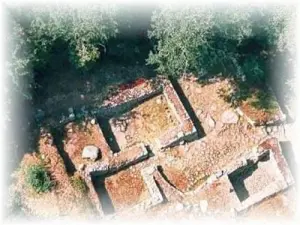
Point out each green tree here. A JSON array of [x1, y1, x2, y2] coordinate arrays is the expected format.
[[17, 3, 119, 69], [147, 4, 296, 85], [5, 3, 119, 100], [147, 5, 253, 78]]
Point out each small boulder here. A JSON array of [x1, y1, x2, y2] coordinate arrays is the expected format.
[[221, 110, 239, 124], [82, 145, 100, 161]]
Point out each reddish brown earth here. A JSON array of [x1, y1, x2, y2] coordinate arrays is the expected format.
[[64, 121, 112, 169], [110, 94, 179, 150], [10, 131, 95, 218], [105, 168, 149, 211]]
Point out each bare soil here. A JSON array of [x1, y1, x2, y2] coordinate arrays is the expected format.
[[105, 167, 149, 211], [64, 121, 112, 169], [110, 94, 179, 150], [10, 133, 95, 218]]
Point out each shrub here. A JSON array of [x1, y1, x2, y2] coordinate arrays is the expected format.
[[70, 175, 87, 193], [26, 164, 52, 193]]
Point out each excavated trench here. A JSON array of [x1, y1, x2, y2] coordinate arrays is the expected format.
[[91, 176, 115, 215], [168, 76, 205, 139]]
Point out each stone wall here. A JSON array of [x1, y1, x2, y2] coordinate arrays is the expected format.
[[186, 137, 295, 214], [83, 143, 149, 217], [85, 143, 149, 177], [53, 79, 162, 126], [156, 79, 198, 149], [153, 169, 184, 202]]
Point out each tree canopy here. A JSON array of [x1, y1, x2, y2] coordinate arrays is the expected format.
[[147, 4, 296, 85], [6, 3, 119, 100]]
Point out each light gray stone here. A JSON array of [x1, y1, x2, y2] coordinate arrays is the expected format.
[[82, 145, 100, 161], [221, 110, 239, 124], [196, 109, 203, 116], [90, 119, 96, 125]]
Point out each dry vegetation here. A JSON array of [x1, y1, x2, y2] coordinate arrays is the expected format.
[[105, 168, 149, 211], [240, 89, 281, 124], [110, 94, 179, 150], [9, 132, 96, 218]]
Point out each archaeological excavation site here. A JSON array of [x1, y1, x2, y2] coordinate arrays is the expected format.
[[8, 74, 297, 221]]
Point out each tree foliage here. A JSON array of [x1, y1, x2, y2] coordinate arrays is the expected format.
[[5, 3, 119, 100], [147, 4, 296, 85], [17, 4, 118, 69]]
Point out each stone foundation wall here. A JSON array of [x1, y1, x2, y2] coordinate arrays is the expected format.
[[153, 170, 184, 202], [94, 88, 162, 117], [83, 175, 105, 217], [156, 79, 198, 149], [258, 138, 294, 186], [188, 138, 295, 213], [86, 143, 149, 177]]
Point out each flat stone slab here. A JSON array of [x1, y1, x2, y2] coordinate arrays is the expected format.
[[82, 145, 100, 161], [221, 110, 239, 124]]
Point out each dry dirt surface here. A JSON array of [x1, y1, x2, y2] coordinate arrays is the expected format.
[[110, 94, 179, 150], [64, 121, 112, 169], [105, 168, 149, 211], [9, 132, 96, 219], [155, 76, 268, 192], [179, 76, 233, 133], [13, 77, 296, 220]]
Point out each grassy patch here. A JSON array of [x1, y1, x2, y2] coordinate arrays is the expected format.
[[70, 174, 87, 194], [26, 164, 52, 193]]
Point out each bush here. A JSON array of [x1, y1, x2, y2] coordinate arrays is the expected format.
[[26, 164, 52, 193], [70, 175, 87, 193]]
